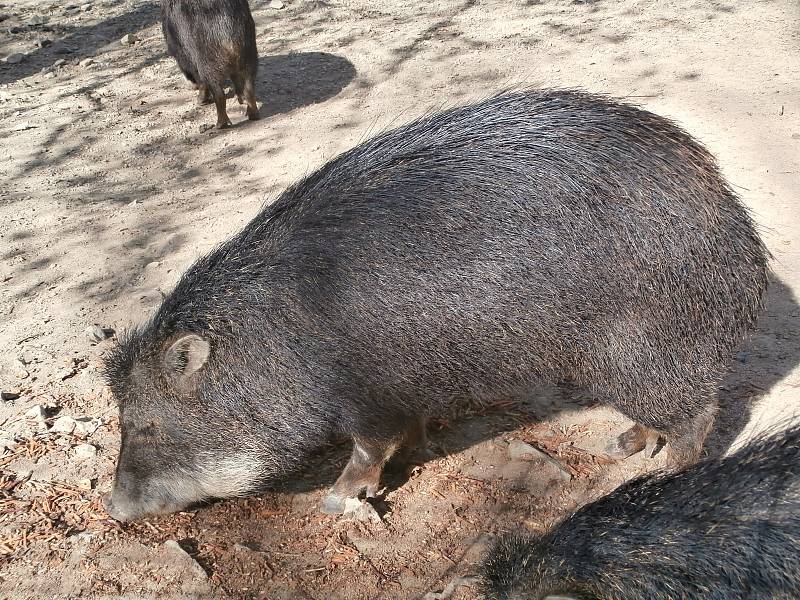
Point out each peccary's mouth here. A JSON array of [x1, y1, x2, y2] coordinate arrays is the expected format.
[[103, 488, 191, 522]]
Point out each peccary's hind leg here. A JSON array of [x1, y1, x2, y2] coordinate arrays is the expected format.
[[663, 402, 717, 468], [231, 74, 245, 105], [243, 76, 260, 121], [209, 83, 231, 129], [387, 416, 431, 470], [604, 423, 654, 459]]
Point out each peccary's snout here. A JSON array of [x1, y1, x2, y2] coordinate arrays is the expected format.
[[104, 470, 185, 522]]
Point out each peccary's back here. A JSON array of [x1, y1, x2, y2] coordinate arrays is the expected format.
[[164, 90, 769, 405]]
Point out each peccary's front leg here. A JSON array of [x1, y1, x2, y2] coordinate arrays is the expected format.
[[321, 417, 429, 515], [321, 436, 399, 514]]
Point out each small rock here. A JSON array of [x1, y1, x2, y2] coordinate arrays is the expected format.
[[44, 71, 56, 79], [14, 469, 32, 481], [53, 58, 67, 67], [73, 443, 97, 461], [127, 199, 139, 207], [59, 368, 77, 380], [8, 26, 22, 34], [0, 437, 17, 451], [423, 576, 478, 600], [76, 478, 93, 490], [4, 53, 24, 64], [78, 57, 94, 67], [268, 0, 285, 8], [11, 122, 36, 132], [28, 15, 48, 25], [341, 497, 382, 524], [36, 38, 52, 48], [508, 440, 571, 480], [74, 417, 101, 437], [1, 389, 21, 401], [85, 324, 113, 344], [162, 540, 208, 578], [51, 415, 77, 434], [120, 33, 137, 45], [145, 260, 161, 270], [82, 3, 93, 11], [25, 404, 47, 421]]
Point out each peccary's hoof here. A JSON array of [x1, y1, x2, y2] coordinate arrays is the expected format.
[[247, 110, 261, 121], [320, 491, 348, 515], [216, 119, 232, 130], [605, 425, 648, 459]]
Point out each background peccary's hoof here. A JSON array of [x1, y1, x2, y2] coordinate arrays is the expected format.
[[216, 119, 232, 129], [247, 109, 261, 121], [320, 491, 348, 515]]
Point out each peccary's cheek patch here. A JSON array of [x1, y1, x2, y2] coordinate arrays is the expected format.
[[191, 454, 264, 498]]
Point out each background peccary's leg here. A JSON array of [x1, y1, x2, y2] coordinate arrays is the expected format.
[[231, 74, 245, 105], [195, 83, 212, 106], [209, 82, 231, 129], [243, 76, 259, 121]]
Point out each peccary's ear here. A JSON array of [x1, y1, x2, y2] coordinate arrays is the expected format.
[[163, 334, 210, 382]]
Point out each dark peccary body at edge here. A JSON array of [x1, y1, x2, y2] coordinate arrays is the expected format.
[[103, 88, 770, 521], [481, 423, 800, 599]]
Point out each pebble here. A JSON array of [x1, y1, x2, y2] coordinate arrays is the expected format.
[[59, 368, 77, 380], [0, 437, 17, 450], [4, 53, 24, 64], [85, 324, 113, 343], [1, 389, 21, 401], [341, 497, 383, 524], [508, 440, 571, 480], [51, 415, 77, 434], [54, 58, 67, 67], [82, 3, 93, 11], [73, 443, 97, 461], [25, 404, 47, 421], [120, 33, 137, 45], [8, 26, 21, 34], [268, 0, 285, 8], [44, 71, 56, 78], [36, 38, 52, 48], [78, 57, 94, 67], [76, 478, 93, 490], [28, 15, 48, 25], [162, 540, 208, 579], [74, 416, 101, 437]]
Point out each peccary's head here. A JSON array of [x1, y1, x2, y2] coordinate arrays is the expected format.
[[104, 330, 268, 521]]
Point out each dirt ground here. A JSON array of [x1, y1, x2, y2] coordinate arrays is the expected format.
[[0, 0, 798, 598]]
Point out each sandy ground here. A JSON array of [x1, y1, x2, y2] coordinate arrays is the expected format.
[[0, 0, 798, 598]]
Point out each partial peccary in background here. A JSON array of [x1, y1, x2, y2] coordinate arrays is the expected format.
[[481, 423, 800, 599], [104, 89, 769, 521], [161, 0, 260, 128]]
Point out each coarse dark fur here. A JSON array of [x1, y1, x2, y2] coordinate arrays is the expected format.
[[481, 423, 800, 600], [161, 0, 260, 128], [104, 89, 769, 520]]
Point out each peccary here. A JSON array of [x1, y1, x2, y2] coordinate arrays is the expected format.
[[161, 0, 260, 128], [481, 423, 800, 599], [104, 89, 769, 521]]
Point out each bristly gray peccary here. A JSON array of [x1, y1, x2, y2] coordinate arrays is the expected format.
[[103, 88, 770, 521], [481, 423, 800, 599], [161, 0, 260, 128]]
